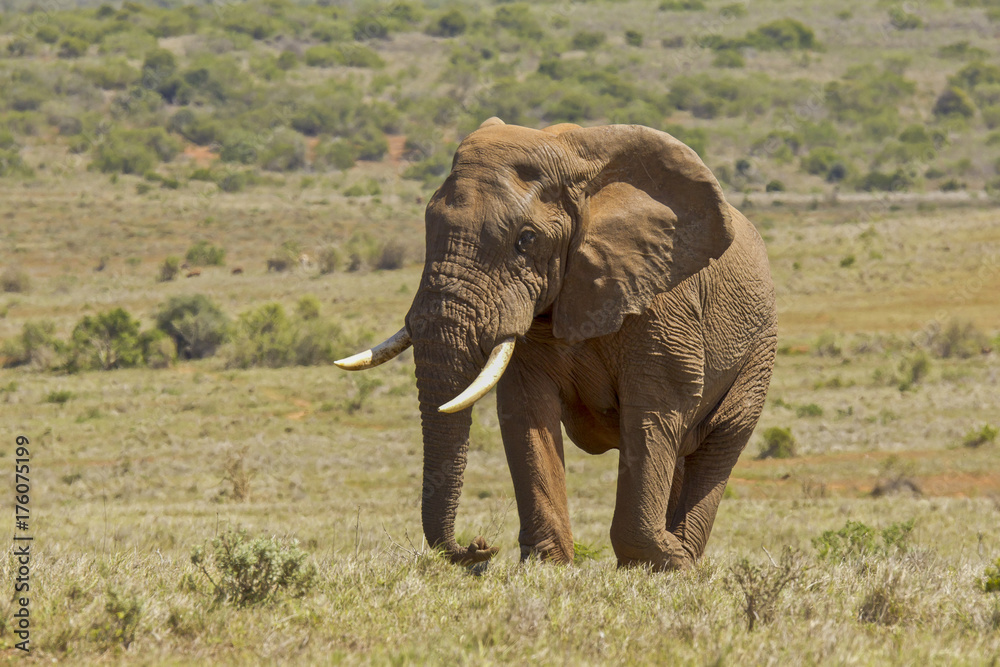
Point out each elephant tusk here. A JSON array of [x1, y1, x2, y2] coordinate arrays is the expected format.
[[438, 338, 516, 413], [334, 328, 411, 370]]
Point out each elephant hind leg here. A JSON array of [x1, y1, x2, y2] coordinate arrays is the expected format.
[[669, 351, 774, 561]]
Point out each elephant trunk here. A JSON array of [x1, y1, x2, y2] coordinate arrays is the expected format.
[[409, 300, 498, 565]]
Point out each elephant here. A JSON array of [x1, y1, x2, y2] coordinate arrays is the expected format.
[[337, 119, 776, 570]]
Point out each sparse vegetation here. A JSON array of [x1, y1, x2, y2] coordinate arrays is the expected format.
[[189, 528, 318, 607], [758, 426, 796, 459], [812, 519, 915, 562], [963, 423, 998, 448]]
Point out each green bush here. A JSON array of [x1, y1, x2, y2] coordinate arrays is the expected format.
[[802, 147, 846, 180], [713, 49, 745, 68], [949, 61, 1000, 91], [225, 303, 345, 369], [812, 519, 915, 562], [68, 308, 145, 371], [494, 4, 544, 40], [58, 36, 89, 58], [659, 0, 705, 9], [571, 30, 606, 51], [426, 9, 468, 37], [260, 129, 305, 172], [343, 178, 382, 197], [80, 58, 140, 90], [314, 138, 357, 171], [858, 168, 913, 192], [35, 24, 61, 44], [757, 426, 796, 459], [185, 241, 226, 267], [933, 86, 976, 118], [1, 320, 64, 369], [1, 266, 31, 293], [167, 109, 221, 146], [158, 256, 181, 282], [983, 558, 1000, 593], [91, 128, 180, 175], [155, 294, 229, 360], [45, 390, 75, 404], [190, 529, 318, 607], [963, 423, 998, 448], [745, 19, 817, 51], [888, 8, 923, 30]]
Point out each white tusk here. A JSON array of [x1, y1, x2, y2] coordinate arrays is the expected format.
[[334, 328, 411, 370], [438, 338, 516, 413]]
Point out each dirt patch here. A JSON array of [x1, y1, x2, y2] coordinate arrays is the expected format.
[[386, 135, 406, 165], [181, 145, 218, 167]]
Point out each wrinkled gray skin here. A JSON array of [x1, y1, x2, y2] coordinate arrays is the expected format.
[[399, 119, 776, 569]]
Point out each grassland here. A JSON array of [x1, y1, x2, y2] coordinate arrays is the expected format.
[[2, 0, 1000, 663]]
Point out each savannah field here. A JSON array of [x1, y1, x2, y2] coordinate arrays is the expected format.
[[2, 0, 1000, 664]]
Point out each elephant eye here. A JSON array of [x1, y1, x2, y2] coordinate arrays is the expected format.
[[516, 229, 536, 254]]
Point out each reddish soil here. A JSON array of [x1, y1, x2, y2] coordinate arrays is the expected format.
[[181, 145, 218, 167]]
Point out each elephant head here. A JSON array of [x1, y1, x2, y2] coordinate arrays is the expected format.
[[337, 119, 735, 564]]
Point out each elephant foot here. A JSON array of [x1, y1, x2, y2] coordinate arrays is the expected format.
[[449, 536, 499, 566], [611, 532, 694, 571]]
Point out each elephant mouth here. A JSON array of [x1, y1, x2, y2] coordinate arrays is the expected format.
[[335, 328, 517, 413]]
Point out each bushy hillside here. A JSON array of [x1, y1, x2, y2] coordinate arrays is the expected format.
[[1, 0, 1000, 195]]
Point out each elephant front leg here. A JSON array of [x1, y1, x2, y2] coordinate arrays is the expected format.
[[610, 407, 693, 571], [497, 361, 574, 564]]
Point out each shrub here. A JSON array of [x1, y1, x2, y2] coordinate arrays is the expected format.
[[58, 36, 89, 58], [45, 390, 75, 404], [963, 423, 999, 448], [92, 128, 180, 175], [765, 180, 785, 192], [659, 0, 705, 9], [796, 403, 823, 418], [155, 294, 229, 360], [185, 240, 226, 267], [925, 320, 989, 358], [897, 352, 930, 391], [315, 139, 357, 171], [727, 548, 803, 631], [757, 426, 796, 459], [812, 519, 915, 562], [983, 558, 1000, 593], [802, 147, 845, 179], [857, 574, 905, 626], [140, 329, 177, 369], [426, 9, 468, 37], [0, 148, 33, 178], [2, 320, 63, 369], [318, 247, 340, 275], [494, 4, 544, 40], [226, 301, 345, 369], [375, 241, 406, 270], [888, 7, 923, 30], [745, 19, 817, 51], [159, 256, 181, 282], [713, 49, 745, 68], [343, 178, 382, 197], [92, 587, 143, 650], [68, 308, 145, 371], [571, 30, 606, 51], [933, 86, 976, 118], [625, 30, 644, 47], [260, 129, 306, 172], [858, 168, 913, 192], [217, 171, 249, 193], [1, 267, 31, 293], [190, 529, 317, 607]]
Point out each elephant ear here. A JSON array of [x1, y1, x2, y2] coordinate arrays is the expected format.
[[551, 125, 735, 342]]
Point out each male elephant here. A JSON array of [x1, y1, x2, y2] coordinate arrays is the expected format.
[[337, 119, 776, 570]]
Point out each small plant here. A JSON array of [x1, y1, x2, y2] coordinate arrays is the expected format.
[[983, 557, 1000, 593], [813, 519, 915, 562], [1, 267, 31, 293], [318, 246, 339, 275], [757, 426, 796, 459], [375, 241, 406, 270], [159, 256, 181, 282], [796, 403, 823, 418], [185, 240, 226, 267], [190, 528, 318, 607], [727, 548, 804, 631], [897, 352, 930, 391], [222, 447, 253, 502], [857, 573, 905, 625], [45, 390, 75, 404], [573, 542, 605, 562], [963, 423, 999, 448], [346, 375, 383, 414], [90, 587, 142, 649]]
